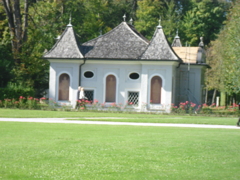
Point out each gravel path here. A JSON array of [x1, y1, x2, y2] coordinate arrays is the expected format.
[[0, 118, 240, 129]]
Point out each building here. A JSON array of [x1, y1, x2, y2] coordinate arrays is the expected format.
[[43, 18, 208, 112]]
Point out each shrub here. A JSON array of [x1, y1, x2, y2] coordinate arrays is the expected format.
[[0, 83, 35, 100], [171, 101, 199, 114]]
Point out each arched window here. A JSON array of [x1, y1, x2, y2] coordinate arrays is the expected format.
[[105, 75, 116, 102], [150, 76, 162, 104], [58, 73, 70, 100]]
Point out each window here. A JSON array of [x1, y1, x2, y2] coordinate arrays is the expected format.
[[128, 91, 139, 105], [129, 72, 139, 80], [58, 73, 70, 100], [84, 71, 94, 78], [150, 76, 162, 104], [105, 75, 116, 102], [85, 90, 94, 102]]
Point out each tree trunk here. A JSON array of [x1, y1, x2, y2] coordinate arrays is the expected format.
[[220, 92, 226, 106], [211, 89, 217, 105], [205, 88, 208, 104], [2, 0, 29, 63]]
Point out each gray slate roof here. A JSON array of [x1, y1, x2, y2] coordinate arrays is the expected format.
[[43, 24, 84, 59], [141, 25, 180, 61], [82, 22, 149, 59]]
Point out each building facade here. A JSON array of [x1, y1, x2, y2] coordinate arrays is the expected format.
[[43, 19, 208, 112]]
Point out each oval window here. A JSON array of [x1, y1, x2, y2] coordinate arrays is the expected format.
[[129, 73, 139, 80], [84, 71, 94, 78]]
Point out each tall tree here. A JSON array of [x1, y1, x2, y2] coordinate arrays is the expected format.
[[2, 0, 29, 62], [135, 0, 164, 39], [205, 0, 240, 104], [180, 0, 229, 46]]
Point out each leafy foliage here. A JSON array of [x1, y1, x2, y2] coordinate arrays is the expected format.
[[206, 0, 240, 94], [0, 83, 35, 100], [180, 0, 229, 46]]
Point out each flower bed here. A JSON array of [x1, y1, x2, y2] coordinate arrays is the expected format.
[[0, 97, 239, 116]]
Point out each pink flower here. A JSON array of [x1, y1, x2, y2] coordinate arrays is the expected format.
[[80, 107, 85, 110], [111, 103, 116, 106], [191, 103, 196, 107]]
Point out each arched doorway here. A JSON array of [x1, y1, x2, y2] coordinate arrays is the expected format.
[[150, 76, 162, 104], [105, 75, 116, 102], [58, 73, 70, 100]]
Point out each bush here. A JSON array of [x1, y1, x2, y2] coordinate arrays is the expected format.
[[0, 83, 35, 100]]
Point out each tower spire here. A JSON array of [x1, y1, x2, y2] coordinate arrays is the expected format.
[[171, 29, 182, 47], [199, 37, 204, 47], [123, 14, 126, 22], [67, 13, 72, 27], [157, 16, 162, 28], [129, 18, 133, 25]]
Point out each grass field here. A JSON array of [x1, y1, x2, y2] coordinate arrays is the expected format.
[[0, 121, 240, 180], [0, 108, 239, 125]]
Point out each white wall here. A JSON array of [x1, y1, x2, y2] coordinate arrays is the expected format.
[[176, 65, 205, 106], [48, 59, 84, 107], [48, 59, 179, 112]]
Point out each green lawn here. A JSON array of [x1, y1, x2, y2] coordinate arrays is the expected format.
[[0, 108, 239, 125], [0, 122, 240, 180]]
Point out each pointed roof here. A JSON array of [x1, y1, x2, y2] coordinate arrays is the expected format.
[[172, 30, 182, 47], [140, 25, 180, 61], [43, 24, 84, 59], [82, 22, 149, 59]]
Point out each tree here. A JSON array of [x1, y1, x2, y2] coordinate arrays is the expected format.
[[221, 0, 240, 94], [180, 0, 229, 46], [205, 0, 240, 104], [135, 0, 177, 39], [2, 0, 29, 62]]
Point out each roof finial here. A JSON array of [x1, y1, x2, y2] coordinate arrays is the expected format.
[[175, 29, 180, 38], [67, 12, 72, 27], [157, 16, 162, 29], [129, 18, 133, 25], [123, 14, 126, 22], [99, 29, 102, 37], [199, 37, 204, 47]]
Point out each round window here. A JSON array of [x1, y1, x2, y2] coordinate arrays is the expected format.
[[129, 72, 139, 80], [84, 71, 94, 78]]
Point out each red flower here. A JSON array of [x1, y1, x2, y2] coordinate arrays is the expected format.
[[111, 103, 116, 106]]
